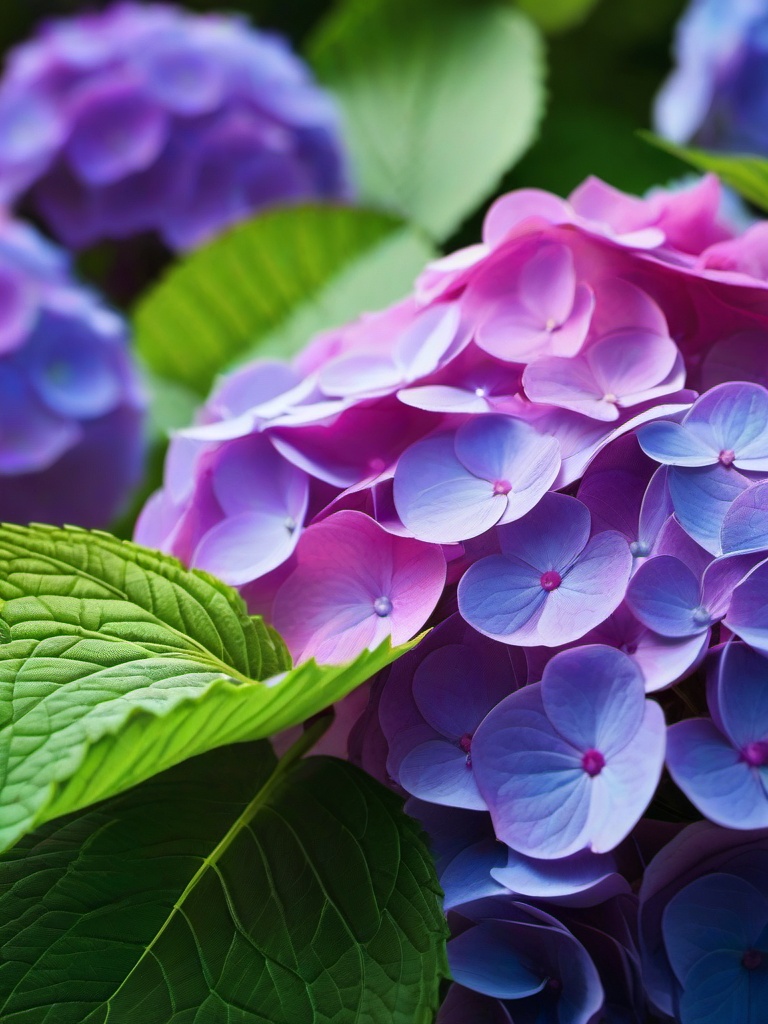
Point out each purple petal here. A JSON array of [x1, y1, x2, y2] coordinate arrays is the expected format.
[[585, 700, 666, 853], [717, 642, 768, 751], [0, 261, 37, 354], [679, 949, 766, 1024], [663, 873, 768, 985], [398, 739, 485, 810], [725, 560, 768, 657], [686, 382, 768, 469], [491, 846, 628, 907], [472, 685, 592, 859], [0, 365, 80, 474], [448, 921, 548, 1000], [589, 330, 681, 402], [518, 241, 577, 326], [721, 481, 768, 554], [666, 718, 768, 830], [393, 433, 508, 543], [638, 419, 716, 466], [457, 554, 546, 644], [138, 38, 225, 115], [495, 492, 591, 572], [272, 511, 445, 663], [669, 464, 752, 554], [66, 80, 169, 185], [537, 530, 632, 646], [211, 434, 309, 520], [626, 555, 708, 638], [192, 509, 301, 586], [437, 985, 513, 1024], [577, 433, 656, 540], [523, 354, 611, 420], [541, 645, 645, 756]]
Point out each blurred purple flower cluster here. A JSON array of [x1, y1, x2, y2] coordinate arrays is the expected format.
[[0, 215, 143, 526], [142, 172, 768, 1021], [656, 0, 768, 153], [0, 1, 350, 251]]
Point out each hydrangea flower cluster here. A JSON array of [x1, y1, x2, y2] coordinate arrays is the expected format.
[[142, 173, 768, 1021], [0, 2, 350, 251], [656, 0, 768, 153], [0, 214, 143, 527]]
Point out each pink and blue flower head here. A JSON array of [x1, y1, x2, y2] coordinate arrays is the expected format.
[[0, 215, 143, 526], [0, 2, 350, 250]]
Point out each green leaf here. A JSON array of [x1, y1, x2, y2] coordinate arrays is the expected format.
[[309, 0, 545, 240], [0, 525, 418, 851], [515, 0, 601, 33], [0, 743, 448, 1023], [134, 204, 435, 395], [639, 131, 768, 213]]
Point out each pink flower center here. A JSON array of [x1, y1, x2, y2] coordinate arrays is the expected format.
[[459, 732, 473, 766], [492, 479, 512, 495], [743, 949, 763, 971], [373, 596, 393, 617], [581, 748, 606, 777], [742, 740, 768, 767], [719, 449, 736, 467], [540, 570, 562, 591]]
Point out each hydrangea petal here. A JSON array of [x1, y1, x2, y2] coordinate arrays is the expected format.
[[496, 492, 591, 572], [448, 921, 548, 1000], [399, 739, 485, 810], [666, 718, 768, 830], [626, 555, 708, 638], [669, 464, 752, 554], [638, 419, 716, 466], [717, 642, 768, 750], [721, 481, 768, 554], [678, 949, 766, 1024], [457, 555, 546, 644], [724, 560, 768, 657]]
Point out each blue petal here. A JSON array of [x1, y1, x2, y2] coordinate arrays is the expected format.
[[626, 555, 707, 638], [669, 464, 751, 554]]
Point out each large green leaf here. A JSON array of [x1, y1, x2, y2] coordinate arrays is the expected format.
[[134, 204, 434, 395], [640, 132, 768, 214], [309, 0, 545, 240], [0, 525, 416, 851], [0, 742, 448, 1022]]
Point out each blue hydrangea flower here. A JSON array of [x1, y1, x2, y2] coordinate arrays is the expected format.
[[0, 2, 351, 251], [0, 216, 143, 526]]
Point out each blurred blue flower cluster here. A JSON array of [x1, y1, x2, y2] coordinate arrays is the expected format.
[[0, 217, 143, 526]]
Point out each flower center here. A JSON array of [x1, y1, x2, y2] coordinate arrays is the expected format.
[[743, 949, 763, 971], [719, 449, 736, 467], [603, 392, 618, 404], [691, 605, 711, 626], [620, 641, 638, 655], [742, 740, 768, 767], [545, 317, 558, 333], [284, 516, 297, 535], [581, 748, 606, 777], [373, 596, 393, 617], [629, 540, 649, 558], [540, 570, 562, 591], [474, 386, 488, 398], [459, 732, 473, 766], [492, 478, 512, 496]]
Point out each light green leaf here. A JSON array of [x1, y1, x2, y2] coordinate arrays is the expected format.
[[0, 742, 448, 1023], [309, 0, 545, 240], [516, 0, 601, 33], [0, 525, 417, 851], [640, 132, 768, 213], [134, 204, 434, 395]]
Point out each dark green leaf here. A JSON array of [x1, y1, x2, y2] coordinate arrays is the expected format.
[[134, 204, 434, 395], [0, 743, 448, 1023], [309, 0, 545, 240], [0, 525, 418, 851], [640, 132, 768, 213]]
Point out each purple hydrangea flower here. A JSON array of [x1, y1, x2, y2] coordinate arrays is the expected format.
[[393, 415, 561, 544], [0, 215, 143, 526], [446, 898, 604, 1024], [625, 553, 733, 640], [271, 510, 446, 664], [471, 646, 665, 859], [458, 494, 632, 647], [0, 2, 350, 250], [667, 641, 768, 829], [638, 382, 768, 552]]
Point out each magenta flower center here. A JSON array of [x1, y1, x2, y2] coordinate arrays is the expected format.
[[581, 748, 606, 777], [742, 740, 768, 767], [373, 595, 393, 617], [540, 570, 562, 591], [492, 478, 512, 496], [459, 732, 473, 766], [719, 448, 736, 467], [743, 949, 763, 971]]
